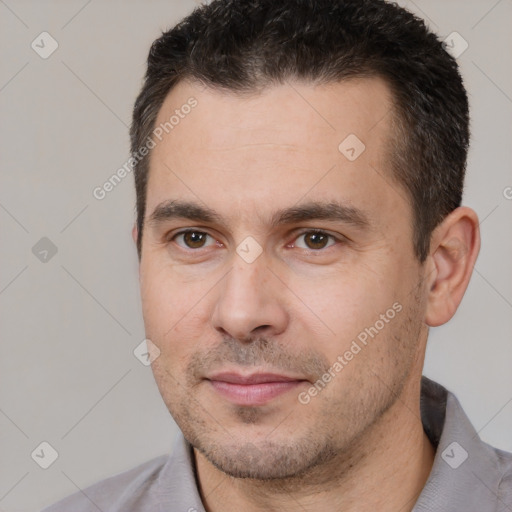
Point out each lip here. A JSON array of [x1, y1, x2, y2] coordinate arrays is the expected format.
[[208, 372, 303, 384], [206, 372, 308, 406]]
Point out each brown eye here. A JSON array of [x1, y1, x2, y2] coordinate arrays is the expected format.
[[173, 230, 213, 249], [295, 231, 336, 250]]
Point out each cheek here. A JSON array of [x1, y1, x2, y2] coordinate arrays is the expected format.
[[294, 270, 395, 339], [140, 264, 195, 343], [291, 262, 412, 377]]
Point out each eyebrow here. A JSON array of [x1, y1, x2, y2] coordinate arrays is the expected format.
[[147, 199, 371, 231]]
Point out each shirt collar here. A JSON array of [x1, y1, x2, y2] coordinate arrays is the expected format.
[[413, 376, 506, 511]]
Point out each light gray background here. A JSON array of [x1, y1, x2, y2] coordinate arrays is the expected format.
[[0, 1, 511, 511]]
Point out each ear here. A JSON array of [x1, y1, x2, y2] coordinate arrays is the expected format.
[[424, 206, 481, 327], [132, 224, 138, 246]]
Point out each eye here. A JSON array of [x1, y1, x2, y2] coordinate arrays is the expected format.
[[293, 230, 338, 250], [171, 230, 217, 249]]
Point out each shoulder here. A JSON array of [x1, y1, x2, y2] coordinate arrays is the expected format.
[[40, 454, 169, 512]]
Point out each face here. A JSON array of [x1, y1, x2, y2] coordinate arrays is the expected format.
[[137, 78, 429, 480]]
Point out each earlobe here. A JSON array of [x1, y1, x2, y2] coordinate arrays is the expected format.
[[424, 207, 481, 327]]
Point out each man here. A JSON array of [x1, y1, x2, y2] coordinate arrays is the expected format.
[[42, 0, 512, 510]]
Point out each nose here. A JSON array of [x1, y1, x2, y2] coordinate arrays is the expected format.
[[211, 254, 289, 342]]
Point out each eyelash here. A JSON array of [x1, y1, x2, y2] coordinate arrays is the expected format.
[[169, 229, 342, 252]]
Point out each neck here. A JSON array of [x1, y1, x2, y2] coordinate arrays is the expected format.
[[194, 376, 435, 512]]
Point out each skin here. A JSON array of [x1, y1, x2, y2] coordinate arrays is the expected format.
[[133, 77, 480, 511]]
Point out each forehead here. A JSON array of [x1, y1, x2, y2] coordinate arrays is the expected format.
[[153, 77, 394, 154], [145, 77, 408, 232]]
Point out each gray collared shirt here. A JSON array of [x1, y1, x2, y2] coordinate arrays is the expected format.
[[41, 376, 512, 511]]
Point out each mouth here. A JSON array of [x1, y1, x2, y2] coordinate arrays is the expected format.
[[205, 372, 309, 406]]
